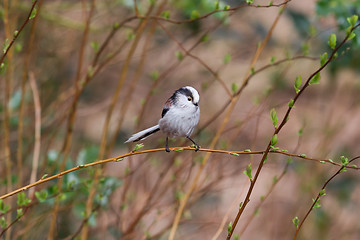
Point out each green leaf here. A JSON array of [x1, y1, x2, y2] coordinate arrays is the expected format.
[[300, 154, 307, 158], [244, 149, 251, 152], [231, 83, 238, 94], [132, 143, 144, 152], [87, 66, 94, 78], [113, 22, 120, 29], [312, 198, 321, 209], [175, 51, 183, 61], [190, 10, 200, 20], [90, 41, 99, 52], [17, 208, 24, 218], [301, 42, 309, 56], [309, 25, 317, 37], [214, 1, 220, 10], [271, 134, 278, 146], [0, 199, 10, 214], [292, 216, 299, 228], [126, 30, 135, 40], [319, 189, 326, 196], [273, 176, 278, 184], [288, 99, 294, 108], [29, 7, 37, 19], [340, 156, 349, 166], [320, 52, 328, 66], [348, 32, 356, 40], [17, 192, 31, 207], [297, 128, 303, 136], [35, 190, 48, 203], [161, 10, 170, 20], [270, 108, 278, 128], [243, 163, 252, 181], [0, 216, 7, 228], [174, 148, 184, 152], [15, 43, 22, 53], [2, 38, 9, 53], [230, 152, 239, 156], [294, 75, 302, 93], [201, 34, 209, 42], [246, 0, 254, 3], [328, 33, 336, 49], [227, 222, 232, 234], [309, 72, 320, 85], [347, 15, 358, 27], [223, 53, 231, 64], [250, 67, 255, 75], [270, 56, 276, 64], [150, 70, 159, 81], [223, 5, 230, 10]]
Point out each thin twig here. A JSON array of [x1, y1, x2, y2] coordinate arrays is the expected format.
[[227, 21, 360, 240], [1, 146, 358, 201], [0, 1, 38, 65], [28, 72, 41, 197], [292, 155, 360, 240]]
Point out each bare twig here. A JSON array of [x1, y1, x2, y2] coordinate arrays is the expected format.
[[28, 73, 41, 197]]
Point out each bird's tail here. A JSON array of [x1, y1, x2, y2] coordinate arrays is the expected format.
[[125, 124, 160, 143]]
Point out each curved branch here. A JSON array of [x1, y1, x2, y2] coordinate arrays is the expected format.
[[0, 146, 357, 201]]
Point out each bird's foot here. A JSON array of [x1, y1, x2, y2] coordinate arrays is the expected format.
[[165, 147, 170, 153], [191, 144, 200, 152]]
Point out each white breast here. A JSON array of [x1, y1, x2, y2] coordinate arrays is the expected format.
[[159, 106, 200, 138]]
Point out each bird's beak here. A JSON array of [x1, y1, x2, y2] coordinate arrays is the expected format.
[[194, 102, 198, 106]]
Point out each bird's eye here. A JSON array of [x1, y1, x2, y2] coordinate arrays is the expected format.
[[187, 97, 192, 101]]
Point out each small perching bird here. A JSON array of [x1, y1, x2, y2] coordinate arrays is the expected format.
[[125, 86, 200, 152]]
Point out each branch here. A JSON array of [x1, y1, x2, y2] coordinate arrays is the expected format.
[[139, 1, 292, 25], [0, 1, 38, 66], [292, 155, 360, 240], [227, 21, 360, 240], [0, 146, 357, 201]]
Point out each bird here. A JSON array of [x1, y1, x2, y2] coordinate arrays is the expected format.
[[125, 86, 200, 152]]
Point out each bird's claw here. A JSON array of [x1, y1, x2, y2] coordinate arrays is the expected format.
[[191, 144, 200, 152]]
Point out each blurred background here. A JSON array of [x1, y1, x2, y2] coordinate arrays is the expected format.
[[1, 0, 360, 239]]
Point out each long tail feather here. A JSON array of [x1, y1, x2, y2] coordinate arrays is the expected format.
[[125, 125, 160, 143]]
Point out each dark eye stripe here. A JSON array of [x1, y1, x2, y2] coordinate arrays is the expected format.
[[177, 87, 194, 100]]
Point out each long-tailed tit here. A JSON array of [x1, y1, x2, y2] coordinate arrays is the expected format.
[[125, 86, 200, 152]]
